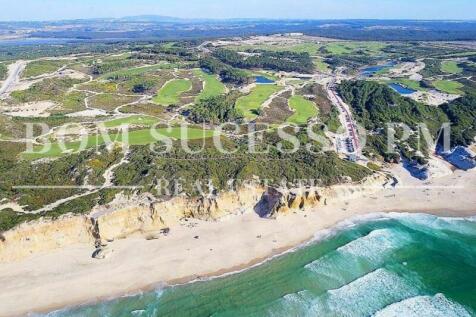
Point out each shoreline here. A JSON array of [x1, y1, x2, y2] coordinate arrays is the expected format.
[[1, 168, 476, 316], [32, 210, 476, 317]]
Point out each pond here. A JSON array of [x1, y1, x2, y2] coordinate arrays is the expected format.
[[255, 76, 275, 84], [388, 83, 417, 95], [361, 61, 396, 77]]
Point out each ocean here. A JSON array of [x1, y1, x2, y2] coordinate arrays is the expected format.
[[42, 213, 476, 317]]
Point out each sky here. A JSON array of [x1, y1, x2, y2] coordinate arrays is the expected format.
[[0, 0, 475, 21]]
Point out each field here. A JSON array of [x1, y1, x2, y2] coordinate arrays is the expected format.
[[287, 95, 318, 125], [440, 61, 463, 74], [22, 60, 68, 78], [103, 115, 160, 128], [313, 59, 330, 73], [194, 69, 226, 101], [324, 42, 386, 56], [152, 79, 192, 105], [432, 80, 465, 95], [236, 85, 282, 120], [227, 43, 321, 55], [23, 127, 217, 159]]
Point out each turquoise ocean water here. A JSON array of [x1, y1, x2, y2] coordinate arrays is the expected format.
[[42, 213, 476, 317]]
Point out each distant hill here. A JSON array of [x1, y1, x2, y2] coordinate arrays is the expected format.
[[2, 17, 476, 42], [118, 15, 190, 23]]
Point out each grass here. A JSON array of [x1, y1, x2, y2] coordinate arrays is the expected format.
[[314, 59, 330, 73], [10, 77, 85, 103], [194, 69, 226, 101], [324, 42, 386, 56], [23, 127, 217, 159], [152, 79, 192, 105], [432, 80, 465, 95], [22, 60, 67, 78], [103, 115, 160, 128], [236, 85, 282, 120], [440, 61, 463, 74], [79, 81, 118, 93], [287, 95, 318, 125]]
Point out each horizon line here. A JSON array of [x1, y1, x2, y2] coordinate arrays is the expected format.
[[1, 16, 476, 23]]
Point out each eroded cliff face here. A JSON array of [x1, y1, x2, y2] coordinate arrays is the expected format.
[[0, 215, 94, 262], [0, 173, 390, 262], [96, 185, 266, 242], [255, 173, 390, 218]]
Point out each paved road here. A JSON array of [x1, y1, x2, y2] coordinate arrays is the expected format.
[[0, 60, 26, 97], [326, 82, 361, 156]]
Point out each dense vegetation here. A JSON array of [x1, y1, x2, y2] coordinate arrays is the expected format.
[[0, 146, 123, 231], [113, 138, 372, 197], [340, 80, 476, 163], [213, 49, 314, 74], [338, 81, 449, 162], [199, 57, 251, 85], [189, 93, 243, 124], [440, 94, 476, 147], [0, 62, 7, 80]]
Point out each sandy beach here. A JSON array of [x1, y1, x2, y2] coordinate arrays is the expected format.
[[0, 167, 475, 317]]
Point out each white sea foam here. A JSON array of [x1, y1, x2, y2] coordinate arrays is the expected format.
[[374, 293, 473, 317], [324, 268, 420, 317], [337, 228, 412, 262]]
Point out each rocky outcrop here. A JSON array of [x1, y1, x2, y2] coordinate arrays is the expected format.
[[256, 173, 390, 218]]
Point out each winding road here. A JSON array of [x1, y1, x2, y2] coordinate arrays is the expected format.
[[0, 60, 27, 97]]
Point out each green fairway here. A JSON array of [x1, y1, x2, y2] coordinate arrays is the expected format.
[[152, 79, 192, 105], [314, 59, 330, 73], [23, 127, 217, 159], [103, 115, 160, 128], [194, 69, 226, 101], [440, 61, 463, 74], [432, 80, 464, 95], [236, 85, 282, 120], [287, 95, 318, 125]]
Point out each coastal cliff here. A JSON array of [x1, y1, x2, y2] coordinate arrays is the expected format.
[[0, 215, 94, 262], [0, 173, 389, 262]]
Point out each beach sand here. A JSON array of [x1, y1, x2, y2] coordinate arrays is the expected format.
[[0, 167, 475, 317]]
